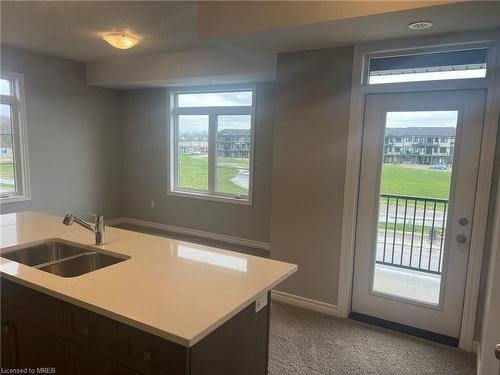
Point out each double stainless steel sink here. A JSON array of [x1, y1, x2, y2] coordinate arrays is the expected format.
[[1, 241, 129, 277]]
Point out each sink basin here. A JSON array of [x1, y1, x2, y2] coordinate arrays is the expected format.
[[38, 252, 126, 277], [1, 241, 91, 266], [1, 241, 129, 277]]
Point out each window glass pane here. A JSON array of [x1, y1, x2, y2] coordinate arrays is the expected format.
[[374, 111, 457, 305], [0, 104, 16, 193], [368, 48, 487, 84], [215, 115, 251, 197], [0, 79, 12, 95], [177, 115, 209, 191], [177, 91, 252, 107]]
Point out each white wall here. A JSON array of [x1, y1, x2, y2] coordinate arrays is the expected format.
[[271, 46, 353, 305], [0, 46, 124, 218]]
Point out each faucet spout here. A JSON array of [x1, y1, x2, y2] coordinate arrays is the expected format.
[[63, 212, 105, 245]]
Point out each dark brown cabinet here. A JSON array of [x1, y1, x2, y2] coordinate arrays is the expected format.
[[118, 324, 187, 375], [1, 311, 65, 372], [65, 342, 118, 375], [63, 303, 118, 361], [1, 312, 17, 368], [1, 278, 270, 375]]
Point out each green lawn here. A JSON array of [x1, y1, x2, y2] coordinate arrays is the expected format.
[[179, 154, 249, 196], [0, 161, 14, 179], [381, 164, 451, 200], [0, 161, 15, 191], [177, 159, 450, 200]]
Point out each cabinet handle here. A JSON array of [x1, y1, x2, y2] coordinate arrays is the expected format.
[[143, 351, 152, 362], [3, 322, 9, 333]]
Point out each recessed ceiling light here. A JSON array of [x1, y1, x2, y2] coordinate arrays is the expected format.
[[408, 21, 433, 31], [102, 32, 139, 49]]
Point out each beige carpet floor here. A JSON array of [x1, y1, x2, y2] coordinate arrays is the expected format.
[[269, 301, 476, 375]]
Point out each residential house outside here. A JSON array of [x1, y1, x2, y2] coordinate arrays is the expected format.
[[217, 129, 251, 158], [383, 127, 455, 165], [178, 134, 208, 154]]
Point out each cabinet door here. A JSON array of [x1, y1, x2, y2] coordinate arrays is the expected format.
[[118, 325, 187, 375], [11, 314, 65, 372], [65, 342, 118, 375], [63, 303, 118, 360], [1, 311, 18, 368]]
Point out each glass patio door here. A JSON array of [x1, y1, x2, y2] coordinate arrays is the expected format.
[[351, 90, 486, 341]]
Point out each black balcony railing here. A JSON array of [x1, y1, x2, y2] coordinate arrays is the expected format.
[[376, 194, 448, 275]]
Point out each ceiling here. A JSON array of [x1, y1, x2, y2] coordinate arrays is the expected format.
[[0, 1, 199, 62], [1, 1, 499, 88]]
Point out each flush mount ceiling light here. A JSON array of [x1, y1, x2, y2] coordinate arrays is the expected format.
[[408, 21, 433, 31], [102, 32, 139, 49]]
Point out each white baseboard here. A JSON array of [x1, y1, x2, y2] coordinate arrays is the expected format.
[[106, 217, 271, 251], [271, 290, 343, 317], [471, 340, 479, 354], [105, 217, 128, 226]]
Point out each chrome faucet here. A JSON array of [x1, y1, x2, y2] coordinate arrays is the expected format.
[[63, 211, 105, 245]]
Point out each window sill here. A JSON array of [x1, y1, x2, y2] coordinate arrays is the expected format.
[[168, 190, 252, 206], [0, 194, 31, 204]]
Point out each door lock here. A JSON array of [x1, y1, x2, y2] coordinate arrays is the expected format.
[[456, 235, 467, 244], [458, 217, 469, 226]]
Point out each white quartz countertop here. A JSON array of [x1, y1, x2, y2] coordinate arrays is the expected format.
[[0, 212, 297, 347]]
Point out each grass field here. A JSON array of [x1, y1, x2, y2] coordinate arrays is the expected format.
[[0, 161, 15, 191], [179, 158, 450, 199], [0, 161, 14, 179], [179, 154, 249, 196], [381, 164, 451, 200]]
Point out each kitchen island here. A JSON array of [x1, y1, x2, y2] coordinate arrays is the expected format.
[[0, 212, 297, 374]]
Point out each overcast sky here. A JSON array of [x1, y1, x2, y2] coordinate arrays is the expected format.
[[179, 114, 251, 135], [386, 111, 458, 128], [178, 91, 252, 107]]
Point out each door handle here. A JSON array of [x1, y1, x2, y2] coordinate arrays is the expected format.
[[456, 235, 467, 244], [495, 344, 500, 360]]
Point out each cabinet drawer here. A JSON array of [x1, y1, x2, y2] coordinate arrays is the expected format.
[[118, 325, 187, 375], [65, 342, 118, 375], [119, 365, 141, 375], [63, 303, 118, 360], [1, 278, 63, 335]]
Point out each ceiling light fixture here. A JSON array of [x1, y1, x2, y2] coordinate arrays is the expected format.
[[408, 21, 433, 31], [102, 32, 139, 49]]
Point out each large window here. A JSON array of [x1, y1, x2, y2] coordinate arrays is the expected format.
[[170, 87, 255, 204], [0, 72, 30, 203]]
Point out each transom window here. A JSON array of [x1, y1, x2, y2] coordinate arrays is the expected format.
[[0, 72, 30, 203], [368, 48, 488, 84], [169, 87, 255, 204]]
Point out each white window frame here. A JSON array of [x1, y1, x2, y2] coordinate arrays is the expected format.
[[0, 71, 31, 204], [168, 85, 256, 206]]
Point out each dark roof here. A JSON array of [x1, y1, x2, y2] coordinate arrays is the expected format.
[[385, 127, 455, 137], [217, 129, 250, 137]]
